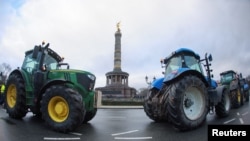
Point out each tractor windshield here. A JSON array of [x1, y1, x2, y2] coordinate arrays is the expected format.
[[22, 46, 62, 73], [165, 55, 203, 75], [220, 72, 234, 84], [184, 55, 203, 73], [43, 53, 59, 70], [165, 56, 182, 74]]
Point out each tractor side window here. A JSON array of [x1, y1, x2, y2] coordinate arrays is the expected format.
[[165, 56, 182, 74], [43, 54, 58, 70], [22, 54, 38, 73], [220, 73, 233, 83], [184, 56, 202, 73]]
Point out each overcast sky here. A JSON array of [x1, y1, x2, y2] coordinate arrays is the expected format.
[[0, 0, 250, 90]]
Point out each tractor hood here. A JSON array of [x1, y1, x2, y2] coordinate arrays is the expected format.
[[47, 69, 96, 91]]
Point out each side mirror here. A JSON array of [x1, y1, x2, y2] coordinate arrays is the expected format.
[[239, 73, 242, 78], [32, 46, 40, 59], [160, 58, 166, 68], [42, 64, 47, 71], [208, 54, 213, 61], [57, 63, 70, 69]]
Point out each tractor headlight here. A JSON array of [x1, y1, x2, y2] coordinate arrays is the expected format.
[[87, 74, 95, 91], [87, 74, 96, 81]]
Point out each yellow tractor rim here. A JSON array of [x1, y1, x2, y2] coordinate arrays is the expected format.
[[7, 84, 17, 108], [48, 96, 69, 122], [237, 89, 241, 103]]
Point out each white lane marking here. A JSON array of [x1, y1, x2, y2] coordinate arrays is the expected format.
[[237, 112, 240, 116], [105, 116, 127, 119], [239, 118, 244, 124], [241, 111, 248, 116], [223, 118, 236, 124], [1, 108, 6, 112], [69, 132, 82, 136], [44, 137, 80, 140], [114, 137, 153, 140], [112, 130, 139, 136]]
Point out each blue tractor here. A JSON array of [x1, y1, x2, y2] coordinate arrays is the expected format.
[[143, 48, 231, 131], [239, 77, 249, 103]]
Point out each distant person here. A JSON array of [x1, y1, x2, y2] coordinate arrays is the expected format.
[[0, 83, 5, 105]]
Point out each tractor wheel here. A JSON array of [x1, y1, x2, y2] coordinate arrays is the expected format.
[[83, 108, 97, 123], [0, 94, 4, 105], [230, 88, 241, 108], [215, 88, 231, 117], [40, 85, 85, 133], [167, 75, 208, 131], [143, 88, 163, 122], [5, 74, 28, 118], [240, 88, 244, 106], [245, 91, 249, 102]]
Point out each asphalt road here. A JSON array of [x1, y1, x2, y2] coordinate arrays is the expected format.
[[0, 102, 249, 141]]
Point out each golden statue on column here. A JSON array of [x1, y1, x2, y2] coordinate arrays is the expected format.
[[116, 21, 121, 31]]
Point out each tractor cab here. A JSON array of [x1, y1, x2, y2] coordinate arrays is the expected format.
[[21, 43, 68, 105], [220, 70, 238, 85], [160, 48, 215, 88], [161, 48, 203, 75], [22, 42, 65, 74]]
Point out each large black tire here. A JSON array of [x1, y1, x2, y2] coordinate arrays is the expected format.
[[230, 88, 241, 108], [245, 91, 249, 102], [167, 75, 209, 131], [0, 94, 4, 105], [83, 108, 97, 123], [40, 85, 85, 133], [143, 88, 163, 122], [240, 88, 244, 106], [5, 74, 28, 118], [215, 88, 231, 117]]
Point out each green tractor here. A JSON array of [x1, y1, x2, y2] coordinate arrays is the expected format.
[[220, 70, 247, 108], [4, 42, 97, 133]]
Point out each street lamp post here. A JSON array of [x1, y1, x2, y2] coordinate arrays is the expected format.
[[145, 76, 156, 86]]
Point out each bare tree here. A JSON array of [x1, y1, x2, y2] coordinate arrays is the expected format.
[[0, 63, 12, 83]]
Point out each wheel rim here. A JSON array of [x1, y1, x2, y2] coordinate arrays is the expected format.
[[237, 89, 241, 103], [48, 96, 69, 122], [7, 84, 17, 108], [183, 87, 205, 120], [224, 93, 231, 111]]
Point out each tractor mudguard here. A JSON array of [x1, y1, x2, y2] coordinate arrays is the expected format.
[[229, 80, 238, 91], [163, 69, 209, 87], [39, 79, 73, 97], [208, 85, 226, 106], [214, 85, 226, 104], [150, 68, 190, 90], [205, 76, 218, 89], [151, 77, 164, 90], [163, 68, 190, 82], [8, 69, 25, 81], [211, 79, 218, 88], [29, 79, 74, 107], [8, 69, 33, 92]]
